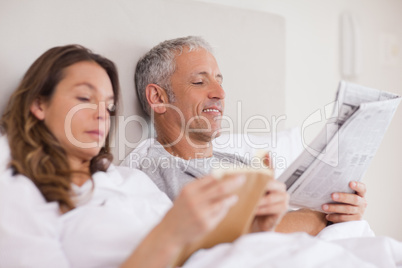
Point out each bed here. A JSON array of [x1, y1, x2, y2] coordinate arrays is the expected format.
[[1, 0, 402, 267]]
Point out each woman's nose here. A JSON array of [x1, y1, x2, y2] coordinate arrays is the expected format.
[[95, 102, 108, 120]]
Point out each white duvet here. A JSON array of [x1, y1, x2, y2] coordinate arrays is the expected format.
[[2, 135, 402, 267], [184, 221, 402, 268]]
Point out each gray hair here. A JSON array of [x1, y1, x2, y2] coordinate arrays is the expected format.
[[135, 36, 213, 116]]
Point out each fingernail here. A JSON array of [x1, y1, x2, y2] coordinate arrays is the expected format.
[[322, 204, 329, 211], [332, 193, 339, 201], [351, 181, 357, 188]]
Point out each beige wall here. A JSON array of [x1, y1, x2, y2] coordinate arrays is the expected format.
[[0, 0, 285, 161], [196, 0, 402, 240]]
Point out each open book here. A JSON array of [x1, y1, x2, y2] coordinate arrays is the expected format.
[[277, 80, 401, 211], [171, 167, 272, 267]]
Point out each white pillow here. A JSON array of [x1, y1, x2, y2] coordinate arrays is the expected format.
[[121, 128, 303, 178], [0, 135, 10, 175], [213, 128, 303, 178]]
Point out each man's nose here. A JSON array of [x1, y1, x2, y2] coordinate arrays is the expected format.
[[208, 81, 225, 100]]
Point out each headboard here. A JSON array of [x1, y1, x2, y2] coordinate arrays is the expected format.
[[0, 0, 285, 162]]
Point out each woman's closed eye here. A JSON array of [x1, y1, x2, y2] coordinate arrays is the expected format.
[[77, 96, 90, 102]]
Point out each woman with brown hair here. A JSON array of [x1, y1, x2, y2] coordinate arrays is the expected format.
[[0, 44, 288, 267], [1, 44, 119, 213]]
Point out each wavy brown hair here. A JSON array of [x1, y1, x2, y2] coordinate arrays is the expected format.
[[0, 45, 120, 213]]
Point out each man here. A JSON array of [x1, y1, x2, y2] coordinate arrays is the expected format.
[[122, 36, 367, 234]]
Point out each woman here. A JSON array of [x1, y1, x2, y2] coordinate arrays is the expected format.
[[0, 45, 288, 267]]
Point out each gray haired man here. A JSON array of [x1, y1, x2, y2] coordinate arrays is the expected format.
[[121, 36, 367, 235]]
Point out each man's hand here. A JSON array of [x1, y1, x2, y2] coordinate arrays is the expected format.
[[250, 179, 289, 232], [322, 181, 367, 223]]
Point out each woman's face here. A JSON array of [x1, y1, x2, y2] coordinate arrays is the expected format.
[[33, 61, 115, 163]]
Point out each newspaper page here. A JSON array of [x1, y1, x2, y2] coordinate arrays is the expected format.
[[277, 81, 401, 211]]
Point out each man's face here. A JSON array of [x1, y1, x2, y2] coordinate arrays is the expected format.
[[168, 48, 225, 143]]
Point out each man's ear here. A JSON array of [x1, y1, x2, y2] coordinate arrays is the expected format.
[[145, 84, 168, 114], [30, 98, 47, 120]]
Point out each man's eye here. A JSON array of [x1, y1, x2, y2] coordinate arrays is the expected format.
[[192, 82, 203, 85]]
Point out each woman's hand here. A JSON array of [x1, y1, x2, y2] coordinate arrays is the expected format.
[[250, 179, 289, 232], [322, 181, 367, 223], [122, 175, 245, 268], [161, 174, 246, 246]]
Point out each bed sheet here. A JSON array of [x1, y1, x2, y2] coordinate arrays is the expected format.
[[184, 221, 402, 268]]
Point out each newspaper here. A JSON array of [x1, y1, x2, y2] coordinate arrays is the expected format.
[[277, 81, 401, 211]]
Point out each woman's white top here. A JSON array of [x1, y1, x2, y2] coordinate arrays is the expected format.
[[0, 165, 172, 268]]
